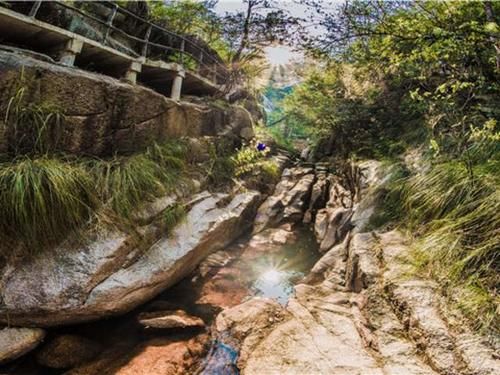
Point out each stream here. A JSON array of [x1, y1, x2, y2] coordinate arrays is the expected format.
[[6, 161, 488, 375], [1, 161, 324, 375], [160, 224, 320, 374], [6, 198, 321, 375]]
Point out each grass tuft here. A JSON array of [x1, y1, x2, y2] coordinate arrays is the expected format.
[[0, 157, 96, 249], [88, 141, 187, 218], [5, 81, 64, 155], [164, 203, 187, 233], [395, 160, 499, 333]]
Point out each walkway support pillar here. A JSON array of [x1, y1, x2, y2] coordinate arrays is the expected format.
[[124, 61, 142, 84], [59, 38, 83, 66], [170, 69, 185, 101]]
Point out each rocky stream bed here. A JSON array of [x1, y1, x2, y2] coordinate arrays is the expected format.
[[1, 160, 499, 375]]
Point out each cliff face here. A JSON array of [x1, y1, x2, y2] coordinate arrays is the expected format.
[[0, 49, 254, 157]]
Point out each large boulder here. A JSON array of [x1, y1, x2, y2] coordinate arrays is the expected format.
[[253, 167, 315, 233], [0, 327, 45, 364], [0, 191, 261, 326]]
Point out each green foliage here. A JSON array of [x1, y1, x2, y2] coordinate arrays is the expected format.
[[283, 63, 426, 159], [0, 157, 96, 250], [231, 141, 280, 190], [205, 140, 236, 187], [0, 137, 192, 255], [295, 0, 500, 333], [147, 0, 230, 58], [204, 139, 280, 188], [366, 162, 409, 230], [254, 125, 296, 154], [89, 154, 170, 218], [232, 141, 279, 180], [232, 141, 268, 176]]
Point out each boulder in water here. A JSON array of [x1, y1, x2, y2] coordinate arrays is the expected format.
[[138, 310, 205, 329]]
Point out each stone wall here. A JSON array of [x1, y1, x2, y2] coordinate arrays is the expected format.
[[0, 49, 253, 157]]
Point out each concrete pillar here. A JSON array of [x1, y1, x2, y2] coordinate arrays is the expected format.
[[170, 70, 185, 101], [124, 61, 142, 84], [59, 38, 83, 67]]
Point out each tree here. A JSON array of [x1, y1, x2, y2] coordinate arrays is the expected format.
[[221, 0, 300, 63], [147, 0, 227, 54]]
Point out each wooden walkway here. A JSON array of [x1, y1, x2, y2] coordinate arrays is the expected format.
[[0, 1, 228, 99]]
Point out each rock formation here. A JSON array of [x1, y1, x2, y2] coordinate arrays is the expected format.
[[0, 191, 261, 326]]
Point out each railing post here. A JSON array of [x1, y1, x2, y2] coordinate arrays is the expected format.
[[59, 38, 84, 67], [103, 4, 118, 44], [124, 61, 142, 84], [142, 24, 152, 58], [212, 65, 217, 83], [29, 1, 42, 18], [179, 39, 185, 64], [170, 69, 185, 101], [198, 51, 203, 74]]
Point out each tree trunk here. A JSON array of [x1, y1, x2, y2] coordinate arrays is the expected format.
[[233, 1, 254, 63], [484, 1, 500, 72]]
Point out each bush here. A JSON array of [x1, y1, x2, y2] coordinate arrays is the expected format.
[[0, 138, 194, 255]]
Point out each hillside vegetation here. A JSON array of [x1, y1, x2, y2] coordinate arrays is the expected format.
[[284, 0, 499, 334]]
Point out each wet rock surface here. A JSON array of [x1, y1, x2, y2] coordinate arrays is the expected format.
[[2, 160, 498, 374], [137, 310, 205, 329]]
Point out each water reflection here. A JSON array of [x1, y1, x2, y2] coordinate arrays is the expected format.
[[252, 267, 302, 305], [250, 226, 319, 305], [201, 340, 239, 375]]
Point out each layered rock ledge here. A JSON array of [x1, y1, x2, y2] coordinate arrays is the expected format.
[[0, 191, 261, 326]]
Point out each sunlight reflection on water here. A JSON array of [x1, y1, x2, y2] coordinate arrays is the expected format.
[[252, 267, 303, 305]]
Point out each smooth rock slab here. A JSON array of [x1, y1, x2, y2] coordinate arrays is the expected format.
[[0, 327, 45, 364], [0, 191, 261, 326], [138, 310, 204, 329]]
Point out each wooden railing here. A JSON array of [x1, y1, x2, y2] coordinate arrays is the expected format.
[[6, 1, 228, 84]]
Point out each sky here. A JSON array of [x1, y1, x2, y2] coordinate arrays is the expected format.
[[212, 0, 313, 65]]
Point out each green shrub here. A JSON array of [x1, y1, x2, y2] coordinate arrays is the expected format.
[[0, 157, 96, 250], [207, 155, 235, 187]]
